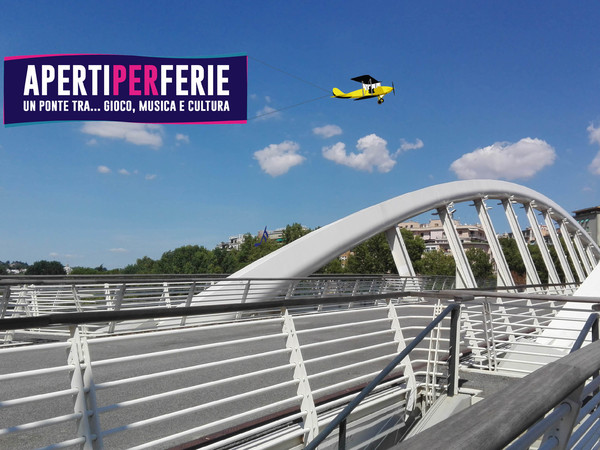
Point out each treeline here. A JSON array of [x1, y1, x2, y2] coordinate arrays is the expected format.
[[2, 223, 573, 283]]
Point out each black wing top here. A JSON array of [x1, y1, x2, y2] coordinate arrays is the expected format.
[[351, 75, 380, 84]]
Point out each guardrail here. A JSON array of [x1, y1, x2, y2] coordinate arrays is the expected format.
[[0, 275, 454, 342], [0, 283, 596, 449], [399, 338, 600, 449]]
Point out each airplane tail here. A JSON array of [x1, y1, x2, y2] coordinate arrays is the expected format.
[[332, 87, 346, 98]]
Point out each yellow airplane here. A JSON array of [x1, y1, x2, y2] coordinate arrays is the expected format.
[[332, 75, 395, 104]]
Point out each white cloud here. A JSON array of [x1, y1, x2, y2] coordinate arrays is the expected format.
[[81, 122, 163, 148], [254, 104, 281, 120], [109, 248, 128, 253], [589, 123, 600, 145], [322, 134, 396, 173], [450, 138, 556, 180], [118, 169, 130, 175], [176, 133, 190, 144], [587, 124, 600, 175], [254, 141, 305, 176], [313, 124, 342, 138], [145, 174, 157, 180], [97, 165, 111, 174], [398, 138, 424, 152]]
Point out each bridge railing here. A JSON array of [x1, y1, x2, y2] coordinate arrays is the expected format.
[[0, 292, 433, 449], [0, 286, 597, 449], [398, 318, 600, 449], [0, 275, 453, 342]]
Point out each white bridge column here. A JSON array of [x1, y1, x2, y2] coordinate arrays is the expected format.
[[560, 219, 586, 283], [574, 232, 594, 276], [524, 202, 561, 285], [544, 210, 575, 284], [475, 198, 513, 288], [586, 244, 598, 268], [437, 204, 477, 288], [502, 198, 541, 287], [385, 226, 416, 276]]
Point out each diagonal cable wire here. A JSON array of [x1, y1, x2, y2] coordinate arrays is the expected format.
[[249, 56, 331, 93], [248, 94, 330, 121]]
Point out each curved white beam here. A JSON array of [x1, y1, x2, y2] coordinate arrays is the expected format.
[[230, 179, 598, 279]]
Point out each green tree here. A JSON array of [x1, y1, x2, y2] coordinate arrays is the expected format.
[[400, 228, 426, 265], [282, 223, 311, 244], [26, 260, 66, 275], [157, 245, 216, 274], [210, 246, 240, 274], [71, 266, 103, 275], [121, 256, 158, 274], [414, 250, 456, 276], [528, 244, 548, 283], [347, 233, 396, 274], [317, 257, 346, 274], [499, 237, 525, 283], [236, 233, 281, 269], [466, 248, 494, 281]]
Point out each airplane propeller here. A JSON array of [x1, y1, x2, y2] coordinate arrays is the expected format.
[[392, 81, 396, 96]]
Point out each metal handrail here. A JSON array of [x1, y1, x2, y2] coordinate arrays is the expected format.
[[0, 290, 415, 331], [304, 302, 461, 450], [571, 312, 600, 353], [397, 339, 600, 449]]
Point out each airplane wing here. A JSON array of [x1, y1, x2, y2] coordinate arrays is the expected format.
[[351, 75, 380, 84]]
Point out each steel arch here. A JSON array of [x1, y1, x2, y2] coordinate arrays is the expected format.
[[229, 179, 598, 279]]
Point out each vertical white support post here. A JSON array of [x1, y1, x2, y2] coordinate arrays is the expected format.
[[437, 204, 477, 289], [544, 210, 575, 284], [561, 220, 586, 283], [67, 326, 102, 449], [236, 280, 252, 319], [282, 308, 319, 443], [574, 233, 593, 276], [107, 284, 126, 334], [586, 244, 597, 268], [1, 286, 10, 319], [524, 202, 561, 285], [502, 198, 541, 288], [104, 283, 112, 310], [72, 286, 83, 312], [475, 198, 514, 288], [180, 281, 196, 326], [161, 282, 172, 308], [30, 286, 40, 316], [385, 226, 416, 277], [387, 300, 417, 412]]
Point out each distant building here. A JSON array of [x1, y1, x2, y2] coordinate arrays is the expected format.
[[399, 219, 489, 254], [220, 234, 246, 251], [573, 206, 600, 246], [257, 228, 285, 244]]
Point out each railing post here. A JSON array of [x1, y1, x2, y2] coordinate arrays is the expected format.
[[1, 286, 10, 319], [161, 282, 172, 308], [281, 308, 319, 444], [180, 281, 196, 326], [67, 326, 103, 449], [387, 299, 417, 411], [236, 280, 252, 319], [541, 386, 584, 450], [448, 302, 462, 397], [107, 284, 126, 334]]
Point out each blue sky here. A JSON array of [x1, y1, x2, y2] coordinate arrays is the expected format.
[[1, 1, 600, 269]]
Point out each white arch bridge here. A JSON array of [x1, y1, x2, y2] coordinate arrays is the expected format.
[[2, 179, 600, 449]]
